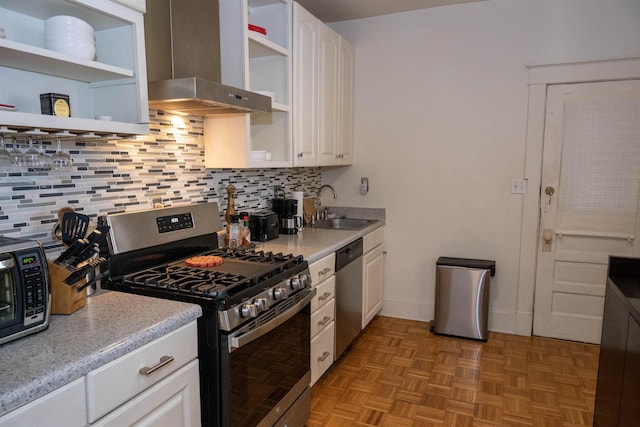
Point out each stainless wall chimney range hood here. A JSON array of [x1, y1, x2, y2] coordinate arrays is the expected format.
[[144, 0, 271, 115]]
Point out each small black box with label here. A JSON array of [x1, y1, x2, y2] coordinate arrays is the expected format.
[[40, 93, 71, 117]]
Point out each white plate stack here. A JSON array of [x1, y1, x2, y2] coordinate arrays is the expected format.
[[45, 15, 96, 60]]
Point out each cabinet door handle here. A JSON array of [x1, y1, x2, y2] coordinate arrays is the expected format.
[[318, 351, 331, 362], [318, 267, 331, 276], [318, 291, 332, 301], [139, 355, 174, 376], [318, 315, 332, 327]]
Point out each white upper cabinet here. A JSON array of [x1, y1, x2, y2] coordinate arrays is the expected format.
[[205, 0, 292, 169], [0, 0, 149, 136], [292, 2, 318, 166], [335, 36, 354, 165], [293, 2, 354, 167]]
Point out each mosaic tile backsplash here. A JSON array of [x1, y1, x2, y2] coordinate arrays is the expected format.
[[0, 110, 321, 251]]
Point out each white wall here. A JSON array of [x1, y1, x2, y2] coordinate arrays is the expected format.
[[323, 0, 640, 333]]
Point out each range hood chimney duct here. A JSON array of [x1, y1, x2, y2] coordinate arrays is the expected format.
[[144, 0, 271, 115]]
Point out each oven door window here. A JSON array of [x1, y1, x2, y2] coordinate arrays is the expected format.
[[223, 306, 310, 427], [0, 255, 19, 326]]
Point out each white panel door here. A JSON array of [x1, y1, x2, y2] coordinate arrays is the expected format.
[[292, 2, 318, 166], [533, 79, 640, 344]]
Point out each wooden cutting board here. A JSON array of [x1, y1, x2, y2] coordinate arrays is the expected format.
[[303, 198, 316, 225]]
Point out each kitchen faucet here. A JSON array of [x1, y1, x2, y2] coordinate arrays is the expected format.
[[316, 185, 337, 220], [318, 184, 337, 200]]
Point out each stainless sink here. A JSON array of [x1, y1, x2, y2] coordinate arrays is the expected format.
[[311, 218, 377, 230]]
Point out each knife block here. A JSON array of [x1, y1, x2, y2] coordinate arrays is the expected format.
[[47, 261, 87, 315]]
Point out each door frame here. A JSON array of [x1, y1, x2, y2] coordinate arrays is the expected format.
[[515, 57, 640, 336]]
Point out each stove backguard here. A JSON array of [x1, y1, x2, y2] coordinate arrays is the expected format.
[[106, 203, 223, 254]]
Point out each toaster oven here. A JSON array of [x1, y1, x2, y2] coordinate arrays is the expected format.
[[0, 237, 50, 345]]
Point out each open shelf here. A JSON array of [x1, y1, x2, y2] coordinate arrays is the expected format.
[[1, 39, 134, 82]]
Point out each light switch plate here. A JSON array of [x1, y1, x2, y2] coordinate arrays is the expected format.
[[511, 179, 527, 194]]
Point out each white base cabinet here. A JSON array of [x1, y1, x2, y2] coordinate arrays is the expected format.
[[308, 252, 336, 386], [0, 321, 201, 427], [0, 378, 87, 427], [363, 227, 384, 329], [90, 360, 201, 427], [86, 322, 199, 422], [311, 322, 335, 386]]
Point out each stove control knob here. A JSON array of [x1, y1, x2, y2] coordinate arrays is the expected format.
[[273, 287, 288, 300], [300, 273, 311, 288], [240, 303, 258, 318], [289, 277, 301, 290], [254, 297, 269, 312]]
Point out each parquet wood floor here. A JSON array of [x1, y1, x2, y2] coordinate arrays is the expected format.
[[307, 316, 600, 427]]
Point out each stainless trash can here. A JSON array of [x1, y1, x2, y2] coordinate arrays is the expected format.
[[432, 257, 496, 341]]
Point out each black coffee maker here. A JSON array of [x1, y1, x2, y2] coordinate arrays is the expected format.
[[272, 198, 302, 234]]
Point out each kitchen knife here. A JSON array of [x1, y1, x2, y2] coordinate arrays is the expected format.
[[68, 244, 100, 269], [84, 225, 109, 246], [54, 238, 89, 267], [63, 257, 106, 285], [76, 270, 110, 293]]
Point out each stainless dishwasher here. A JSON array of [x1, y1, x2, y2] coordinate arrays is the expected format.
[[334, 238, 364, 360]]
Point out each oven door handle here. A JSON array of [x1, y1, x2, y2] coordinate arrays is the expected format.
[[229, 288, 316, 352]]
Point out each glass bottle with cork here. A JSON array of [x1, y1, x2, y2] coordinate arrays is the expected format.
[[224, 184, 236, 247]]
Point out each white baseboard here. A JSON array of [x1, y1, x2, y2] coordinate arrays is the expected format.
[[515, 311, 533, 336], [379, 297, 522, 335], [379, 297, 434, 323]]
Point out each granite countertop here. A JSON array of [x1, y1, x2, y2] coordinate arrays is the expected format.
[[254, 221, 383, 263], [254, 207, 385, 263], [0, 292, 202, 417]]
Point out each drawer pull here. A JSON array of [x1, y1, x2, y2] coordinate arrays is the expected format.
[[318, 316, 332, 327], [318, 351, 331, 362], [318, 291, 332, 301], [139, 355, 174, 376], [318, 267, 331, 276]]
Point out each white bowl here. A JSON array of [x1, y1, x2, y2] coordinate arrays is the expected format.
[[46, 40, 96, 60], [45, 15, 94, 34], [249, 150, 267, 161], [45, 29, 94, 40], [45, 25, 94, 38], [46, 35, 95, 47]]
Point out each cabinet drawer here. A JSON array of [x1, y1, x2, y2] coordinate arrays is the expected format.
[[310, 321, 335, 386], [86, 322, 198, 423], [311, 298, 335, 337], [0, 378, 86, 427], [89, 360, 201, 427], [311, 275, 335, 312], [309, 253, 335, 286], [363, 226, 384, 254]]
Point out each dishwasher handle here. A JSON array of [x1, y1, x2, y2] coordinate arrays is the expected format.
[[335, 238, 363, 271]]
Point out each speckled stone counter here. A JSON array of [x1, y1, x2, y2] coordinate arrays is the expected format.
[[248, 205, 384, 262], [0, 291, 202, 416], [253, 219, 384, 263]]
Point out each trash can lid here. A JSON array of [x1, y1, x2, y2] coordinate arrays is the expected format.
[[437, 257, 496, 276]]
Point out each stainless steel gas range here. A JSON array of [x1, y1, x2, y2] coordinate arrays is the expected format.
[[100, 203, 314, 427]]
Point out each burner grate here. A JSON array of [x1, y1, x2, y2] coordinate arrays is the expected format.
[[118, 247, 306, 302], [124, 266, 251, 297]]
